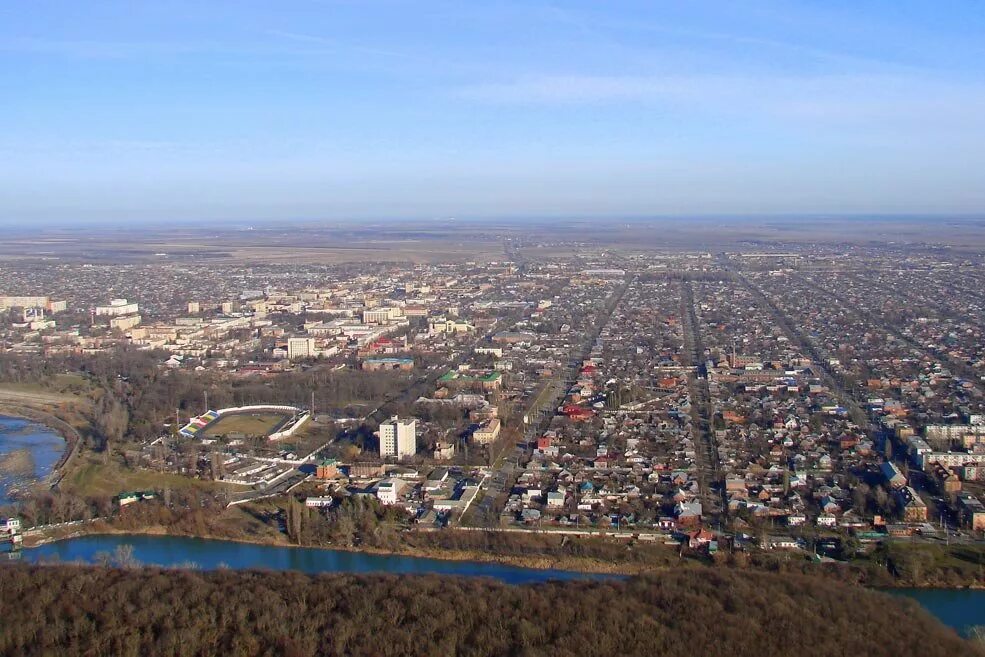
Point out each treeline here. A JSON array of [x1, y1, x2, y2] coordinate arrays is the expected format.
[[286, 496, 408, 549], [0, 487, 236, 535], [266, 498, 981, 588], [0, 565, 974, 657], [0, 349, 410, 445]]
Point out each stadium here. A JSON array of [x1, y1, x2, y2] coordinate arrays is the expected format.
[[179, 405, 311, 440]]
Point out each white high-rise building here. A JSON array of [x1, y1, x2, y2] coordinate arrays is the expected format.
[[379, 416, 416, 458], [287, 337, 316, 360]]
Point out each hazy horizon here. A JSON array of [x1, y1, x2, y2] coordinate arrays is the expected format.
[[1, 213, 985, 232]]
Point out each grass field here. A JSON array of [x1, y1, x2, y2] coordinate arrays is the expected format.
[[201, 413, 290, 438], [0, 376, 90, 407], [62, 456, 236, 497]]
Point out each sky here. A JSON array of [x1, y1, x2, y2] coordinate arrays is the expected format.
[[2, 0, 985, 224]]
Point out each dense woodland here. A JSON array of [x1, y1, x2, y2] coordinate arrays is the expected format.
[[0, 565, 976, 657]]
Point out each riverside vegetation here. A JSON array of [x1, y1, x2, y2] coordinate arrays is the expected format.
[[0, 564, 979, 657]]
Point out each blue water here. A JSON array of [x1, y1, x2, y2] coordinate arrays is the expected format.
[[11, 533, 985, 633], [21, 534, 621, 585], [890, 588, 985, 637], [0, 415, 65, 505]]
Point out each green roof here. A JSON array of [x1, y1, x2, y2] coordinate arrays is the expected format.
[[439, 370, 502, 383]]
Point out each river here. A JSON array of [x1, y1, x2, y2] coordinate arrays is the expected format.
[[18, 534, 620, 584], [10, 533, 985, 635], [890, 588, 985, 637], [0, 415, 66, 506]]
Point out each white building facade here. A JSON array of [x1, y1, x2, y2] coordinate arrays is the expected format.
[[379, 416, 417, 458]]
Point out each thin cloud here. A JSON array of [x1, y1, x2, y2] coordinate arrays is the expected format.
[[455, 73, 985, 128]]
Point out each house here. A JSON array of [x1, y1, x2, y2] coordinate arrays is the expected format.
[[687, 528, 715, 549], [767, 535, 800, 550], [897, 487, 928, 523], [116, 490, 156, 507], [880, 461, 907, 489], [816, 513, 837, 527], [472, 418, 502, 445], [546, 491, 565, 508], [425, 468, 450, 491], [957, 492, 985, 531], [1, 517, 21, 534], [375, 478, 409, 505], [675, 501, 702, 526], [838, 509, 868, 529], [316, 459, 340, 480], [433, 441, 455, 460], [561, 405, 594, 422], [786, 513, 807, 527], [657, 517, 677, 531]]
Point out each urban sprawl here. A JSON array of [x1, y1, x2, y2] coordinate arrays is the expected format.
[[2, 246, 984, 557]]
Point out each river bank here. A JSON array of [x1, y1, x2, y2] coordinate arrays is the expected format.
[[22, 521, 985, 590], [22, 522, 662, 576], [14, 531, 985, 636], [0, 414, 70, 505], [0, 407, 80, 484], [18, 533, 628, 584]]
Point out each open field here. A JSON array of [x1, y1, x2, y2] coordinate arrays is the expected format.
[[0, 379, 89, 407], [201, 412, 290, 438], [61, 456, 239, 497], [3, 217, 984, 265]]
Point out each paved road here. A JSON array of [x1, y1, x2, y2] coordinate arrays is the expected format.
[[467, 279, 631, 527], [679, 278, 724, 521]]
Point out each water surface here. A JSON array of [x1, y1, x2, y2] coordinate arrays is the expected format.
[[0, 415, 65, 505], [13, 533, 985, 634], [890, 588, 985, 637], [22, 534, 620, 585]]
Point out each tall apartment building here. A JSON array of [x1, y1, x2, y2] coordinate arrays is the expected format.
[[379, 416, 416, 458], [287, 337, 316, 360]]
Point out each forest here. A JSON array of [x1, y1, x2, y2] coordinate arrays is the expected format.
[[0, 564, 976, 657]]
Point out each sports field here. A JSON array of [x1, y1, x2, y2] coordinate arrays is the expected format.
[[200, 412, 290, 438]]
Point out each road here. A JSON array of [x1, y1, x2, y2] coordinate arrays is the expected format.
[[679, 278, 724, 521], [467, 278, 631, 527]]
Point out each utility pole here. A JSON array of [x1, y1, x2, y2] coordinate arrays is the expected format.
[[204, 390, 209, 413]]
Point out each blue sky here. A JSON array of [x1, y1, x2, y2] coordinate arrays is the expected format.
[[2, 1, 985, 223]]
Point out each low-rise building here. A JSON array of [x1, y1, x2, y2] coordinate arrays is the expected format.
[[376, 478, 409, 505], [472, 418, 501, 445]]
